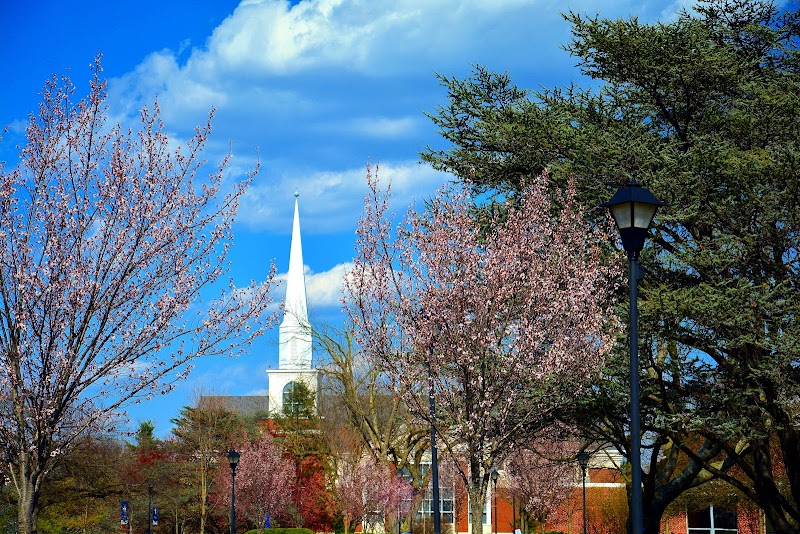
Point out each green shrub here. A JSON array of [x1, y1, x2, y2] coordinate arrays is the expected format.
[[244, 529, 315, 534]]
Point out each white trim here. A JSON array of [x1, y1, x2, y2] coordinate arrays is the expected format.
[[583, 482, 625, 488]]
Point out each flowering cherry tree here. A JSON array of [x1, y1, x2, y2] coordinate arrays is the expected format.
[[0, 60, 276, 534], [334, 455, 413, 534], [213, 435, 296, 529], [344, 164, 619, 534], [506, 439, 580, 531]]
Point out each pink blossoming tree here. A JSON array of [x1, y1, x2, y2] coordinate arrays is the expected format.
[[506, 439, 580, 531], [213, 435, 296, 530], [334, 455, 413, 534], [0, 60, 276, 534], [344, 164, 619, 534]]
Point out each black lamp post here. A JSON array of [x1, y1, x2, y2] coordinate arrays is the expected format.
[[601, 180, 666, 534], [228, 450, 240, 534], [426, 348, 442, 534], [146, 484, 153, 534], [512, 490, 517, 534], [577, 452, 590, 534], [490, 467, 499, 534]]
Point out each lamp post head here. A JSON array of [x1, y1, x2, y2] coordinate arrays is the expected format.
[[490, 467, 499, 483], [577, 451, 590, 471], [601, 180, 666, 254], [228, 450, 240, 472]]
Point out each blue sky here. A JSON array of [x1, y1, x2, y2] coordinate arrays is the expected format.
[[1, 0, 691, 436]]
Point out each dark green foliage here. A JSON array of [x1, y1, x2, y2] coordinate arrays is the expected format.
[[423, 1, 800, 532], [171, 398, 247, 534], [0, 430, 188, 533], [281, 381, 317, 421]]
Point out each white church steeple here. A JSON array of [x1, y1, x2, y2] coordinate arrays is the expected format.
[[278, 191, 312, 370], [267, 191, 319, 417]]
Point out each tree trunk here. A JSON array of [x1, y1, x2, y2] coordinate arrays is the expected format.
[[779, 426, 800, 515], [566, 501, 572, 534], [622, 485, 680, 534], [623, 467, 676, 534], [754, 478, 799, 534], [641, 486, 669, 534], [643, 504, 664, 534], [200, 460, 208, 534], [761, 505, 798, 534], [16, 473, 40, 534], [468, 486, 487, 534], [749, 438, 799, 534]]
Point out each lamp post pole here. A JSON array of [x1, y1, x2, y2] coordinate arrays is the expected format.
[[228, 450, 240, 534], [426, 349, 442, 534], [628, 249, 643, 534], [490, 467, 499, 534], [578, 453, 589, 534], [512, 491, 516, 534], [601, 180, 666, 534], [147, 485, 153, 534]]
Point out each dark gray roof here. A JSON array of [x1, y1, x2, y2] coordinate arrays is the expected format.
[[201, 395, 269, 415]]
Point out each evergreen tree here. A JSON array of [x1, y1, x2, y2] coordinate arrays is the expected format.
[[171, 396, 245, 533], [282, 381, 316, 422], [422, 1, 800, 531]]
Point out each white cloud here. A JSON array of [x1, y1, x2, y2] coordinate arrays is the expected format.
[[314, 116, 422, 139], [238, 160, 448, 233], [106, 0, 669, 130], [98, 0, 689, 205], [99, 0, 686, 243], [193, 0, 650, 78], [7, 119, 27, 136], [658, 0, 700, 20], [200, 0, 376, 75], [271, 261, 351, 309], [201, 1, 434, 75], [311, 1, 674, 69], [107, 50, 229, 126], [187, 361, 270, 393], [306, 262, 352, 308]]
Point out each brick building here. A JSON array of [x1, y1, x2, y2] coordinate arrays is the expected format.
[[434, 450, 767, 534]]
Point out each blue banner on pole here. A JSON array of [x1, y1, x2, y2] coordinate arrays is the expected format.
[[121, 501, 129, 525], [153, 506, 158, 525], [265, 514, 271, 529]]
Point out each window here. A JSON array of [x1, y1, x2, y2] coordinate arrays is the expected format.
[[688, 506, 738, 534], [402, 463, 456, 524], [282, 381, 311, 417]]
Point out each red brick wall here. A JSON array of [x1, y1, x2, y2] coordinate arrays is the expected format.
[[454, 468, 764, 534]]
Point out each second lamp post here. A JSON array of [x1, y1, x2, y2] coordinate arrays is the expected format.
[[602, 180, 666, 534], [490, 467, 499, 534], [228, 450, 240, 534], [578, 452, 589, 534]]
